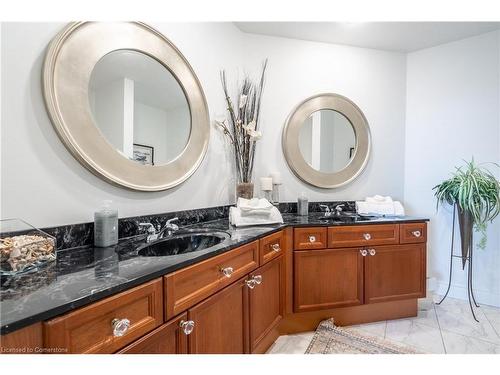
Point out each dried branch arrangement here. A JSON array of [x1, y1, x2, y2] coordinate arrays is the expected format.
[[216, 59, 268, 183]]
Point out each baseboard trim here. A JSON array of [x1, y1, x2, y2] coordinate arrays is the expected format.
[[435, 282, 500, 307], [279, 299, 417, 335]]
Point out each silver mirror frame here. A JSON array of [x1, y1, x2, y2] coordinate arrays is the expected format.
[[282, 93, 371, 188], [43, 22, 210, 191]]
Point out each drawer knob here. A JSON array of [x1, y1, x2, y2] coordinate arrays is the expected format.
[[252, 275, 263, 285], [221, 266, 234, 278], [245, 279, 256, 289], [180, 320, 195, 335], [363, 233, 372, 240], [359, 249, 368, 257], [309, 235, 316, 243], [412, 230, 421, 238], [111, 318, 130, 337], [271, 243, 281, 252], [368, 248, 376, 256]]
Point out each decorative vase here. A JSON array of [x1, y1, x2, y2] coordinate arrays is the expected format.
[[457, 204, 473, 270], [236, 182, 254, 200]]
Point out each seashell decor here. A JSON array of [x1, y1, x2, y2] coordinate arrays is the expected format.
[[0, 234, 55, 273]]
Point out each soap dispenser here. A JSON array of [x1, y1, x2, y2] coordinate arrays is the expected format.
[[94, 200, 118, 247], [297, 192, 309, 216]]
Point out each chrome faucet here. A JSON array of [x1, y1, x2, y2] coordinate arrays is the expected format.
[[139, 223, 160, 243], [159, 217, 179, 237], [319, 203, 347, 218], [319, 204, 332, 217], [333, 203, 347, 217], [139, 217, 179, 243]]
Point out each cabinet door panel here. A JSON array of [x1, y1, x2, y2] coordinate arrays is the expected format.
[[248, 256, 284, 352], [365, 244, 426, 304], [294, 249, 363, 312], [188, 278, 248, 354], [118, 313, 187, 354]]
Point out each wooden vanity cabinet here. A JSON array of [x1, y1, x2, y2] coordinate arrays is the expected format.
[[294, 227, 327, 250], [185, 253, 285, 354], [1, 224, 427, 354], [44, 278, 163, 354], [118, 313, 188, 354], [164, 240, 259, 320], [187, 277, 249, 354], [259, 231, 285, 265], [293, 223, 427, 314], [248, 256, 284, 353], [364, 244, 426, 304], [328, 224, 399, 248], [294, 248, 364, 312]]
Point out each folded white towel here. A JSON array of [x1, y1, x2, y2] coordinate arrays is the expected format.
[[366, 195, 393, 203], [356, 200, 405, 217], [356, 201, 395, 216], [230, 206, 284, 227], [237, 197, 273, 211], [393, 201, 405, 216]]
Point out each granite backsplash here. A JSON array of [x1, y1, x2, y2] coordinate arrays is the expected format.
[[41, 201, 356, 250]]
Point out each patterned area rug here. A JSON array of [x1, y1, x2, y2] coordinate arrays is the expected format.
[[305, 319, 421, 354]]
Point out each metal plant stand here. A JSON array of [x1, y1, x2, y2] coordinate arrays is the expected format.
[[436, 205, 480, 322]]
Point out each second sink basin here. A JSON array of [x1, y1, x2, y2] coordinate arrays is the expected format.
[[137, 231, 230, 257]]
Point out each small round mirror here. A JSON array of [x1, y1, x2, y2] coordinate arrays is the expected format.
[[89, 50, 191, 166], [282, 93, 370, 188], [298, 109, 356, 173]]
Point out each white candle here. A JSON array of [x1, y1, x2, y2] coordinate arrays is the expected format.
[[260, 177, 273, 191], [269, 172, 282, 185]]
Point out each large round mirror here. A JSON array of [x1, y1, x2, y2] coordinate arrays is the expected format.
[[298, 109, 356, 173], [282, 93, 371, 188], [89, 50, 191, 166], [43, 22, 209, 191]]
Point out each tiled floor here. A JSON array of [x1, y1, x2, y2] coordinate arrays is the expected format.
[[267, 296, 500, 354]]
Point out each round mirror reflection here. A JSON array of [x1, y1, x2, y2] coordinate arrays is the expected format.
[[298, 109, 356, 173], [89, 50, 191, 166]]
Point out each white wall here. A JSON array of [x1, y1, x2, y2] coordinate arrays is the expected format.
[[1, 22, 243, 227], [405, 31, 500, 306], [241, 33, 407, 200], [134, 101, 169, 163], [164, 105, 191, 161], [1, 22, 407, 228], [91, 78, 127, 153]]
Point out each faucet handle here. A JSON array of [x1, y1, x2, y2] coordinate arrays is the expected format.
[[319, 204, 331, 213], [139, 222, 156, 234]]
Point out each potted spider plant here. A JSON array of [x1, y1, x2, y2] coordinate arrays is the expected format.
[[433, 159, 500, 269]]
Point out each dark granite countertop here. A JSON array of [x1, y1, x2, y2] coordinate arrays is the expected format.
[[0, 213, 428, 334]]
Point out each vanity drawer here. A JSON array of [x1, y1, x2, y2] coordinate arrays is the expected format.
[[400, 223, 427, 244], [294, 227, 327, 250], [259, 231, 285, 265], [164, 241, 259, 319], [43, 278, 163, 354], [328, 224, 399, 248]]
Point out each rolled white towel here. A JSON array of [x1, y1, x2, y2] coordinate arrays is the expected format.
[[230, 206, 283, 227]]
